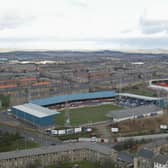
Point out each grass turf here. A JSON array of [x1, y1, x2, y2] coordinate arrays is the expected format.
[[55, 104, 121, 126], [122, 83, 157, 97], [0, 132, 39, 152]]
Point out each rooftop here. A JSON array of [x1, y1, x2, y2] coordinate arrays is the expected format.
[[106, 105, 161, 119], [119, 93, 162, 101], [117, 151, 133, 163], [138, 149, 154, 160], [0, 142, 113, 161], [0, 84, 17, 89], [154, 154, 168, 164], [12, 103, 59, 118], [144, 139, 168, 149], [30, 91, 117, 106]]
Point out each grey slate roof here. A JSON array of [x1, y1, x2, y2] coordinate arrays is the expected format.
[[117, 151, 133, 163], [154, 155, 168, 164], [0, 142, 113, 161], [143, 139, 168, 149], [138, 149, 154, 160], [106, 105, 161, 119]]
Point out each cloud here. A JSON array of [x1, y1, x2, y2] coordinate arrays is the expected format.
[[139, 13, 168, 34], [98, 36, 168, 49], [1, 35, 168, 50], [0, 0, 168, 50], [66, 0, 88, 8], [0, 11, 34, 30]]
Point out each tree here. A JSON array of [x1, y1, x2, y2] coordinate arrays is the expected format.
[[0, 94, 10, 109], [100, 159, 116, 168]]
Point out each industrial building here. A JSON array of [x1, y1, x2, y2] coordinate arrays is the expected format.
[[11, 103, 59, 127]]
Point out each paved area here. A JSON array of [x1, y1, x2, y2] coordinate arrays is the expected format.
[[94, 122, 113, 141], [117, 133, 168, 142], [0, 122, 61, 146]]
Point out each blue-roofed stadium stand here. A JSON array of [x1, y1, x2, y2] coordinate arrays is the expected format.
[[30, 91, 117, 107]]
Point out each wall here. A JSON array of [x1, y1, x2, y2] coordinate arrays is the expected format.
[[0, 148, 114, 168], [134, 157, 153, 168]]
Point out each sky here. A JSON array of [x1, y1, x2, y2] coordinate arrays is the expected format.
[[0, 0, 168, 50]]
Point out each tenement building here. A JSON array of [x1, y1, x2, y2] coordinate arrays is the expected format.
[[0, 142, 117, 168]]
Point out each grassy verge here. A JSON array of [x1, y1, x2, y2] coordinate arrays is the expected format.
[[113, 114, 168, 137], [124, 88, 156, 97], [55, 104, 121, 126], [122, 84, 157, 97], [114, 139, 150, 153], [0, 132, 39, 152]]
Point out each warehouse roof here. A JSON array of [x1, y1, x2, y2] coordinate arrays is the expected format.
[[118, 93, 162, 101], [30, 91, 117, 106], [12, 103, 59, 118], [0, 142, 113, 161], [106, 105, 161, 119]]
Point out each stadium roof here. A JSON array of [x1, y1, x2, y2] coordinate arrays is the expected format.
[[106, 105, 161, 119], [12, 103, 59, 118], [30, 91, 117, 106], [150, 78, 168, 83], [118, 93, 162, 101]]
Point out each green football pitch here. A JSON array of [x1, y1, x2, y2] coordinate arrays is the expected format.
[[55, 104, 121, 126]]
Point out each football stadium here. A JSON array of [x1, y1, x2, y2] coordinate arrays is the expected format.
[[149, 79, 168, 91], [10, 90, 164, 127]]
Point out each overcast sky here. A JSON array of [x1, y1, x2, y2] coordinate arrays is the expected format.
[[0, 0, 168, 50]]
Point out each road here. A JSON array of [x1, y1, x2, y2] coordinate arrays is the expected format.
[[117, 133, 168, 142], [0, 124, 61, 146], [0, 112, 61, 146]]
